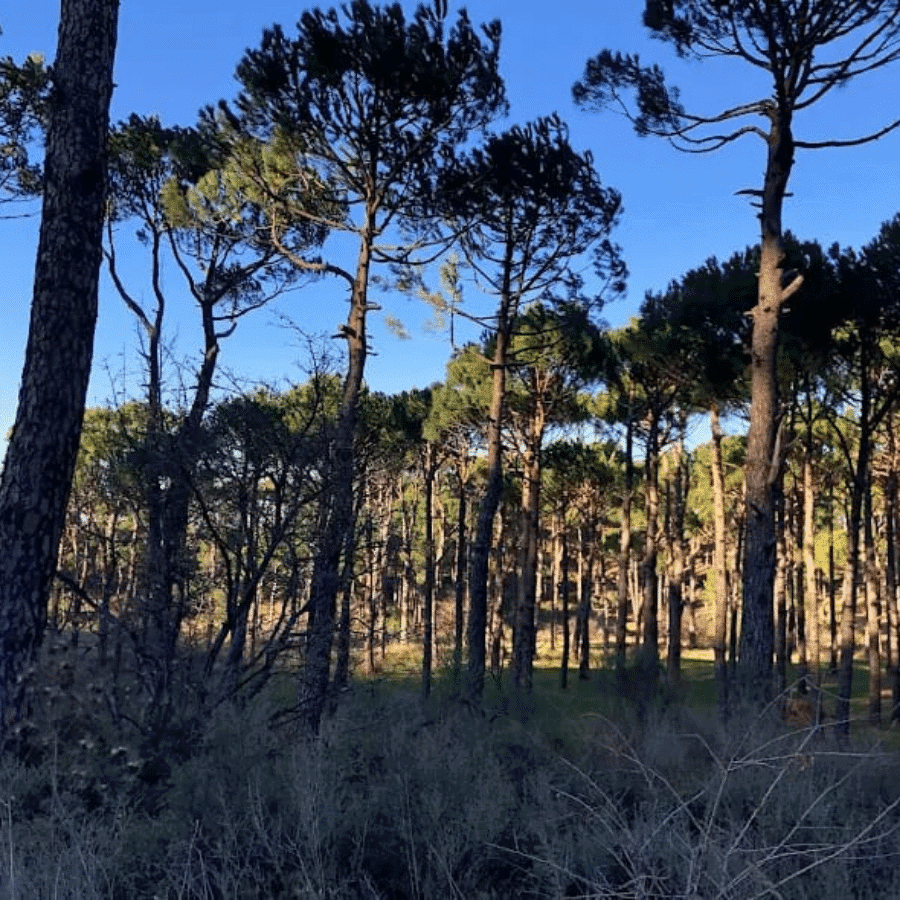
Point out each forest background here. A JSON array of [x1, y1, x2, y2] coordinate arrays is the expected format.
[[5, 2, 900, 897], [3, 0, 900, 448]]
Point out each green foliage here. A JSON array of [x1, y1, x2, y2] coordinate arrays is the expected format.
[[0, 35, 48, 198], [440, 113, 625, 313], [229, 0, 506, 239]]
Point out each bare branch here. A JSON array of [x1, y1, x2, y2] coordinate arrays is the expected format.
[[795, 114, 900, 149]]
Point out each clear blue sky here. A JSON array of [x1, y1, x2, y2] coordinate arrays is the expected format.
[[2, 1, 900, 451]]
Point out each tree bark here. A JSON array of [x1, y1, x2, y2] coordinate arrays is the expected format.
[[864, 483, 882, 727], [640, 414, 661, 685], [422, 443, 436, 700], [740, 106, 799, 701], [615, 407, 634, 670], [513, 390, 545, 692], [466, 289, 514, 704], [0, 0, 118, 733], [710, 406, 730, 712], [666, 417, 688, 688], [802, 442, 822, 721], [299, 220, 372, 733]]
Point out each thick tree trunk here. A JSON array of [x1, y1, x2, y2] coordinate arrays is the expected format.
[[0, 0, 118, 733], [740, 108, 799, 702]]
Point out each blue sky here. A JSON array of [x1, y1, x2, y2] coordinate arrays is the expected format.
[[2, 1, 900, 451]]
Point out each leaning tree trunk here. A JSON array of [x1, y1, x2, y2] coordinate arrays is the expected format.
[[0, 0, 118, 733], [740, 106, 802, 702]]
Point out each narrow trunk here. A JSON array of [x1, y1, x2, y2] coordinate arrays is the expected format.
[[616, 410, 634, 670], [422, 444, 435, 700], [666, 416, 687, 687], [864, 483, 882, 727], [803, 444, 822, 721], [775, 490, 788, 695], [578, 518, 594, 680], [886, 435, 900, 719], [710, 406, 730, 712], [299, 230, 372, 733], [513, 399, 544, 692], [640, 416, 660, 685], [467, 290, 514, 704], [560, 526, 571, 690], [453, 466, 467, 688], [836, 357, 871, 733]]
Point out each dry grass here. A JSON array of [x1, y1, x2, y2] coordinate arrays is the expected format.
[[3, 643, 900, 899]]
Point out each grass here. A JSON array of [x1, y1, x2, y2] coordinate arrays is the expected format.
[[3, 632, 900, 898]]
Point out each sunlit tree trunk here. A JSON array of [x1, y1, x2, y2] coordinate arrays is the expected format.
[[803, 445, 822, 721], [864, 483, 882, 726], [640, 413, 661, 684], [710, 406, 730, 712], [616, 407, 635, 671], [740, 110, 800, 701]]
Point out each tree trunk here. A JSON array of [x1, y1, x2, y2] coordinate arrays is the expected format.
[[836, 350, 872, 733], [864, 483, 882, 727], [640, 415, 660, 686], [615, 409, 634, 670], [775, 489, 788, 695], [560, 525, 571, 690], [666, 415, 688, 688], [299, 223, 372, 733], [0, 0, 118, 732], [740, 108, 798, 701], [467, 291, 514, 704], [422, 444, 435, 700], [886, 431, 900, 720], [802, 444, 822, 721], [513, 399, 544, 692], [578, 519, 594, 680], [710, 406, 730, 712], [453, 466, 467, 689]]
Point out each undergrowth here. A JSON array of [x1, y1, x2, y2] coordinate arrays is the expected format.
[[1, 656, 899, 898]]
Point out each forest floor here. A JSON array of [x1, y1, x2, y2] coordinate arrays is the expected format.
[[3, 633, 900, 898]]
